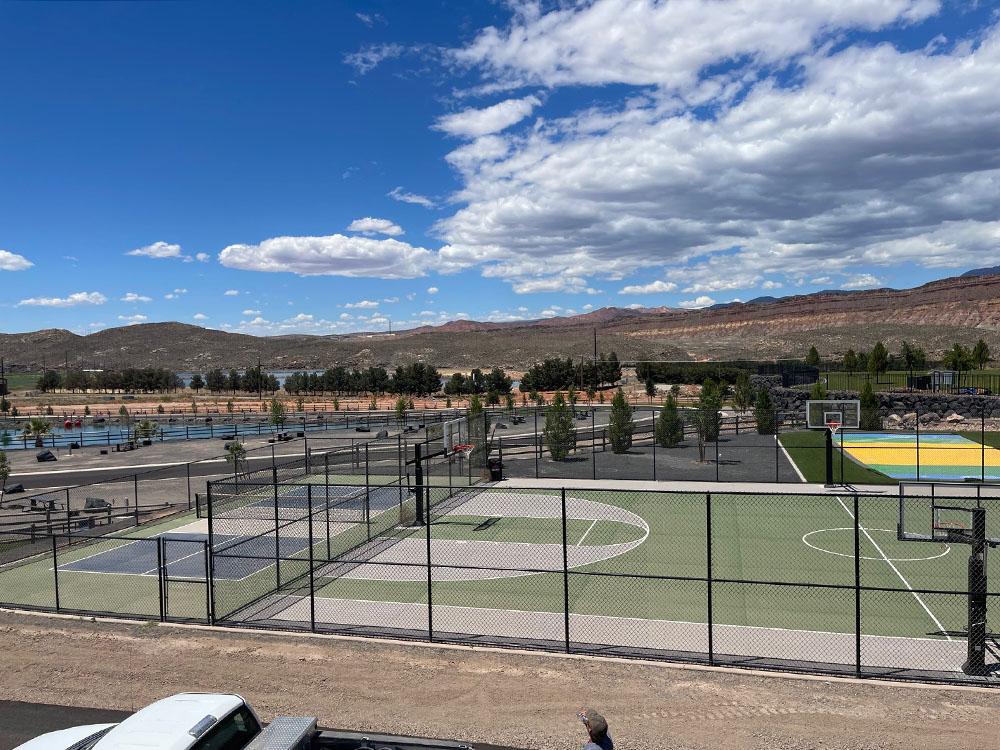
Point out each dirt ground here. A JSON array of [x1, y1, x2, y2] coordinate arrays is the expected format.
[[0, 611, 997, 750]]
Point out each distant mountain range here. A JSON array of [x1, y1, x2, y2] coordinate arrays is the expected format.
[[2, 270, 999, 373]]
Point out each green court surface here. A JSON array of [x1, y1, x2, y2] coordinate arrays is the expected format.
[[3, 482, 998, 675], [305, 487, 997, 643]]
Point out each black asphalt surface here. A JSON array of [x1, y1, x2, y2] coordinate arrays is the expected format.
[[0, 701, 128, 750], [0, 700, 525, 750]]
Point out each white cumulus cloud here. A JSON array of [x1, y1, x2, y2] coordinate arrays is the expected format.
[[435, 95, 541, 138], [193, 313, 208, 321], [347, 217, 404, 236], [0, 249, 33, 271], [17, 291, 107, 308], [126, 241, 193, 261], [120, 292, 152, 303], [388, 186, 435, 208], [117, 314, 148, 324], [679, 295, 716, 309], [618, 280, 678, 295], [218, 234, 436, 279], [345, 300, 379, 309], [224, 289, 240, 296]]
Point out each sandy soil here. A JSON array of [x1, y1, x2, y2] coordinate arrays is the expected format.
[[0, 611, 997, 750]]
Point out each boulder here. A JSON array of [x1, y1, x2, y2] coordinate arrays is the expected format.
[[944, 413, 965, 423]]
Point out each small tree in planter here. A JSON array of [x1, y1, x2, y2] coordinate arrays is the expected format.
[[732, 371, 754, 414], [543, 392, 576, 460], [608, 388, 634, 454], [754, 387, 776, 435], [859, 380, 882, 431], [226, 440, 248, 475], [0, 450, 10, 500], [655, 394, 684, 448], [395, 396, 408, 424], [270, 398, 286, 428]]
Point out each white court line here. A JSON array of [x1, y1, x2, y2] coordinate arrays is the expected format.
[[777, 436, 807, 483], [833, 495, 951, 641], [576, 519, 598, 546]]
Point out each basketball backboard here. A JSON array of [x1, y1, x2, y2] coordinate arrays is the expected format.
[[806, 399, 860, 430]]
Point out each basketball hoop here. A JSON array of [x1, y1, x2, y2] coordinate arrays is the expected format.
[[823, 411, 842, 439], [451, 443, 474, 460]]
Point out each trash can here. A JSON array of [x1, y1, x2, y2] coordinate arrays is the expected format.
[[488, 458, 503, 481]]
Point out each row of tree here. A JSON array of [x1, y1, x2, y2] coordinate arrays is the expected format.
[[283, 363, 445, 397], [542, 378, 778, 463], [38, 368, 184, 394], [443, 367, 513, 396], [519, 353, 622, 393], [805, 338, 992, 373]]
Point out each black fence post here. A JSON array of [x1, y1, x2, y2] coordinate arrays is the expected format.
[[426, 491, 434, 642], [651, 409, 657, 481], [273, 468, 281, 588], [714, 433, 720, 482], [706, 491, 713, 665], [206, 484, 216, 623], [982, 404, 987, 483], [52, 535, 60, 612], [186, 461, 192, 510], [157, 537, 166, 622], [591, 407, 597, 481], [133, 475, 139, 525], [307, 483, 316, 632], [561, 488, 571, 653], [65, 488, 71, 532], [774, 431, 780, 483], [915, 405, 921, 482], [202, 541, 211, 624], [534, 408, 540, 479], [853, 493, 862, 677]]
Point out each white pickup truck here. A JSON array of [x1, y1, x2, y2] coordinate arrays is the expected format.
[[13, 693, 476, 750]]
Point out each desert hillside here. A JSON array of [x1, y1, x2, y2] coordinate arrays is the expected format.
[[1, 273, 998, 372]]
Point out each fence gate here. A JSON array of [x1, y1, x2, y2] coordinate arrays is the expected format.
[[159, 537, 211, 623]]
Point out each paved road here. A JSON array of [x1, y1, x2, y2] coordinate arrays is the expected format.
[[0, 700, 522, 750], [0, 701, 128, 750]]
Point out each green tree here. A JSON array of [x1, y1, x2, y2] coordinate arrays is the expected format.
[[543, 391, 576, 460], [395, 396, 408, 423], [645, 378, 656, 402], [607, 388, 634, 454], [332, 396, 340, 411], [226, 400, 234, 414], [468, 394, 483, 416], [0, 397, 9, 415], [655, 394, 684, 448], [586, 387, 596, 403], [0, 450, 10, 495], [36, 370, 62, 393], [23, 417, 51, 448], [191, 400, 198, 415], [810, 380, 827, 400], [943, 343, 973, 372], [296, 396, 305, 412], [732, 371, 754, 413], [868, 341, 889, 378], [156, 404, 165, 414], [805, 346, 821, 367], [753, 387, 776, 435], [189, 373, 205, 393], [900, 341, 926, 374], [692, 379, 723, 461], [504, 392, 515, 410], [859, 380, 882, 431], [135, 420, 158, 441], [225, 440, 248, 474], [567, 386, 578, 409], [843, 349, 858, 374], [972, 338, 990, 370], [269, 398, 286, 427]]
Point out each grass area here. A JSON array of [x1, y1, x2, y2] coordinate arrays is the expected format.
[[2, 372, 40, 392], [779, 431, 894, 484], [818, 369, 1000, 393], [963, 431, 1000, 450]]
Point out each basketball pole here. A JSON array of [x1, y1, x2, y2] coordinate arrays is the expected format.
[[824, 428, 835, 488], [961, 507, 988, 676]]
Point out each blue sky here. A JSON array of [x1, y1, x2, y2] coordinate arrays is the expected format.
[[2, 1, 999, 336]]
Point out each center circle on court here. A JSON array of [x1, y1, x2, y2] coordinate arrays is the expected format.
[[802, 527, 951, 562]]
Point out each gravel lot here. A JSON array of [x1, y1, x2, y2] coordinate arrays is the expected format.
[[0, 610, 997, 750]]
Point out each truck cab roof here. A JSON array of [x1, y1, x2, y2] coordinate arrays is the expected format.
[[93, 694, 248, 750]]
